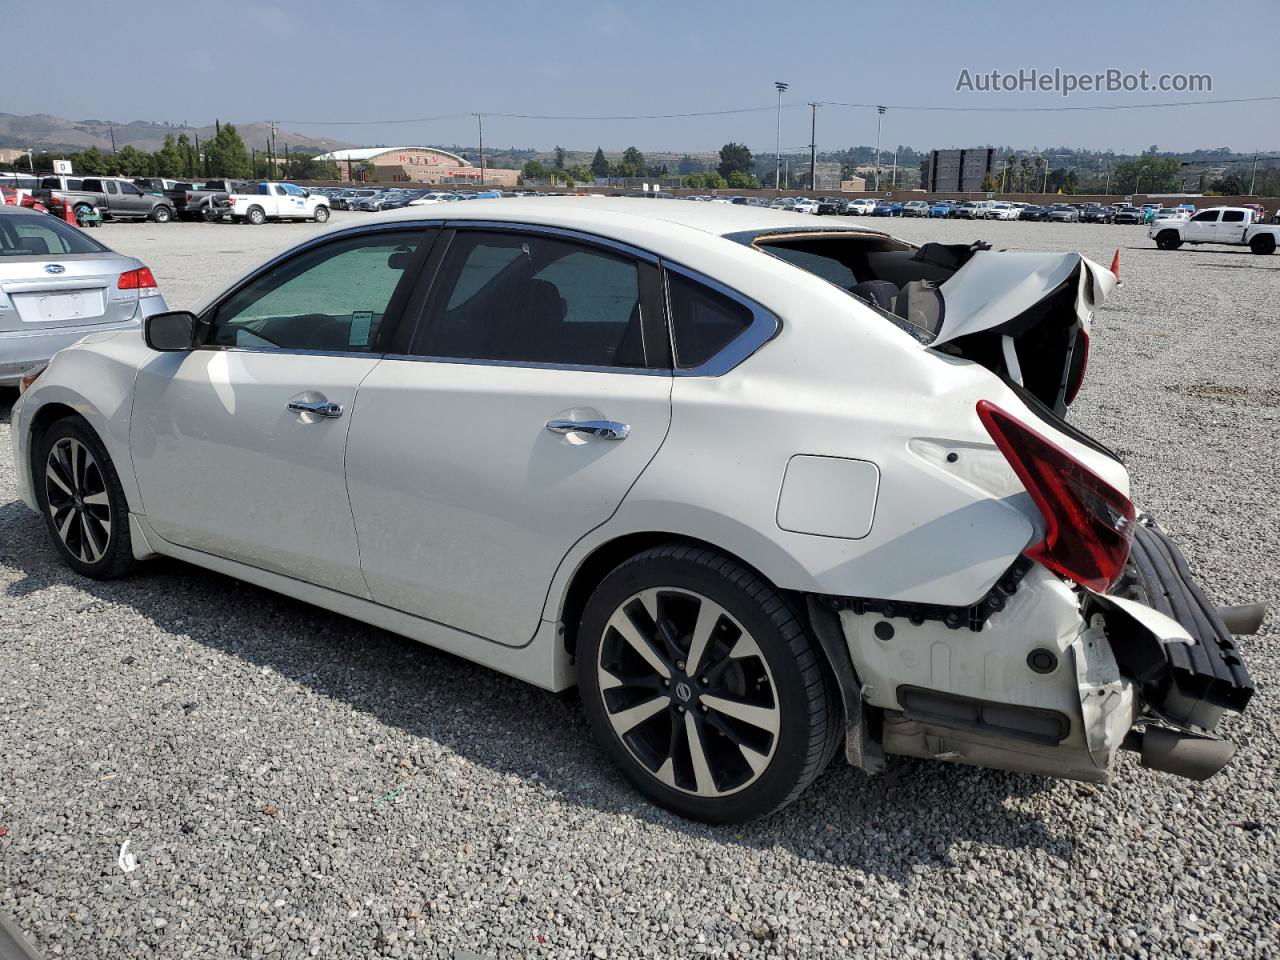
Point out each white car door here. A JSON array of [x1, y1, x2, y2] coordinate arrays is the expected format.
[[131, 227, 433, 595], [1185, 209, 1220, 242], [1216, 208, 1248, 243], [346, 226, 673, 647], [280, 183, 310, 218]]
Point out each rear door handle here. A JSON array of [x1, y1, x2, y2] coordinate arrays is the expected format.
[[287, 399, 344, 419], [546, 419, 629, 441]]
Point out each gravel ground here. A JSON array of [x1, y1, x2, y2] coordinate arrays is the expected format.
[[1, 213, 1277, 959]]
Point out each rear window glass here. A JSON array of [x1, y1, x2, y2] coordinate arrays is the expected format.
[[0, 213, 108, 256], [668, 273, 754, 368]]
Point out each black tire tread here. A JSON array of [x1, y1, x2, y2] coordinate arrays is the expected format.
[[589, 543, 837, 820]]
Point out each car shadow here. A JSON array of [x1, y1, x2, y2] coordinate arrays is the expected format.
[[0, 491, 1072, 880]]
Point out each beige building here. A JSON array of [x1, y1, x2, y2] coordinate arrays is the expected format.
[[313, 146, 518, 188], [839, 176, 867, 193], [0, 148, 32, 165]]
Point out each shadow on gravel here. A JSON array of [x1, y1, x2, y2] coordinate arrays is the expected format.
[[0, 496, 1071, 880]]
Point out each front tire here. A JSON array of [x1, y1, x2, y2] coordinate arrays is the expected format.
[[1156, 230, 1183, 250], [313, 205, 330, 223], [151, 205, 172, 223], [577, 545, 838, 823], [1249, 234, 1276, 255], [34, 417, 135, 580]]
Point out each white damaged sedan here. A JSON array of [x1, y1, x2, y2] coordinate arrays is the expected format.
[[10, 199, 1260, 823]]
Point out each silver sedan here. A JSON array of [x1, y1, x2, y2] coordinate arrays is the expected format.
[[0, 206, 168, 385]]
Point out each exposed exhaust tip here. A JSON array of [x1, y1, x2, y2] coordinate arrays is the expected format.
[[1218, 603, 1267, 636], [1126, 726, 1236, 781]]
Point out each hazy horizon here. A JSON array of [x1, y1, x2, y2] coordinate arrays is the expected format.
[[8, 0, 1278, 156]]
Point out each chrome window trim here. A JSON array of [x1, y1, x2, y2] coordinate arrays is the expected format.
[[659, 259, 780, 378], [380, 353, 669, 377]]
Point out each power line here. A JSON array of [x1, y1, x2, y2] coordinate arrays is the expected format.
[[819, 95, 1280, 113], [276, 105, 793, 126]]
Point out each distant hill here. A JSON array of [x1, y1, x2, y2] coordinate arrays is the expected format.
[[0, 113, 354, 155]]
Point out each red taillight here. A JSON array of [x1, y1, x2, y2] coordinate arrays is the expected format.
[[977, 399, 1134, 592], [118, 266, 158, 291], [1064, 328, 1090, 405]]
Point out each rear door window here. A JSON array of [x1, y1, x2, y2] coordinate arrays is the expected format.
[[1221, 210, 1246, 222], [666, 272, 754, 368]]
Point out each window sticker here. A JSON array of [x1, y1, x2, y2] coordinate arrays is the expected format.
[[349, 311, 373, 347]]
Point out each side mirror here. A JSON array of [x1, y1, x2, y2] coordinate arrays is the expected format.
[[144, 310, 201, 351]]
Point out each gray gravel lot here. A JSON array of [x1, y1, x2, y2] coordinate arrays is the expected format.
[[1, 212, 1278, 959]]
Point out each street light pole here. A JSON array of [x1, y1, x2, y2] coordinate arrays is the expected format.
[[874, 106, 885, 191], [475, 113, 486, 186], [808, 102, 817, 192], [774, 82, 788, 190], [1249, 151, 1259, 195]]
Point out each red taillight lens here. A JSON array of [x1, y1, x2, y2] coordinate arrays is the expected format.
[[977, 399, 1134, 592], [118, 267, 158, 291], [1064, 328, 1090, 405]]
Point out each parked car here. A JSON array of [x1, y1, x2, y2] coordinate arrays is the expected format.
[[1140, 204, 1161, 224], [951, 201, 982, 219], [1149, 208, 1187, 224], [791, 198, 819, 214], [871, 201, 904, 217], [37, 177, 176, 223], [1112, 206, 1144, 225], [1019, 205, 1048, 221], [986, 202, 1019, 221], [1079, 206, 1113, 224], [0, 205, 167, 387], [213, 182, 330, 224], [814, 198, 846, 216], [1046, 204, 1080, 223], [11, 198, 1258, 824], [901, 200, 930, 218], [183, 180, 251, 221], [927, 201, 953, 218], [1150, 206, 1280, 254], [842, 198, 877, 216], [134, 178, 204, 220]]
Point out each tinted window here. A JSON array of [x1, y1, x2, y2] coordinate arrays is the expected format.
[[209, 231, 421, 352], [667, 272, 754, 368], [1221, 210, 1246, 222], [1191, 210, 1219, 222], [0, 213, 107, 256], [118, 182, 142, 196], [415, 231, 645, 368]]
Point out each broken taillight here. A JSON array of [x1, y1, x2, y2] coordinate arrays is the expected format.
[[977, 399, 1134, 592]]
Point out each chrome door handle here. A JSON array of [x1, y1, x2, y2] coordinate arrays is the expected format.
[[287, 399, 344, 418], [546, 419, 629, 441]]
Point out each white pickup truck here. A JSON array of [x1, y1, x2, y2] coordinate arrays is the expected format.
[[219, 182, 331, 225], [1149, 205, 1279, 254]]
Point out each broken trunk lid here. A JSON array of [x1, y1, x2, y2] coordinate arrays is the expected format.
[[930, 250, 1118, 346]]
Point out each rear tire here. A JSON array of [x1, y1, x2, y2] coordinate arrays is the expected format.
[[246, 206, 266, 225], [34, 417, 135, 580], [577, 545, 838, 823], [151, 205, 172, 223], [1156, 230, 1183, 250], [1249, 234, 1276, 255]]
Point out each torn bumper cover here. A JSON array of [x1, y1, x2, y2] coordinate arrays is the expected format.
[[829, 519, 1258, 784]]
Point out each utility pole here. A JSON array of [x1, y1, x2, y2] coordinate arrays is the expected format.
[[891, 145, 898, 190], [109, 123, 117, 155], [1041, 157, 1049, 195], [475, 114, 486, 186], [1249, 151, 1259, 195], [774, 82, 788, 190], [269, 120, 278, 175], [874, 106, 885, 191], [808, 102, 817, 192]]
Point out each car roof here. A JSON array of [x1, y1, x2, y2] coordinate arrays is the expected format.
[[361, 196, 842, 238]]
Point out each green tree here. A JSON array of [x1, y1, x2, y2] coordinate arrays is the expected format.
[[717, 142, 754, 179], [77, 146, 107, 175], [682, 173, 705, 189], [621, 146, 645, 176], [522, 159, 549, 179], [1207, 173, 1244, 195], [591, 147, 609, 178], [703, 171, 727, 190], [553, 145, 566, 170], [114, 145, 152, 177], [175, 133, 195, 177], [980, 172, 996, 192], [726, 170, 760, 189], [217, 123, 252, 178], [568, 164, 594, 182], [154, 134, 186, 177], [1113, 156, 1180, 194]]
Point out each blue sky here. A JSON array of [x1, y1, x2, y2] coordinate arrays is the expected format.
[[9, 0, 1278, 154]]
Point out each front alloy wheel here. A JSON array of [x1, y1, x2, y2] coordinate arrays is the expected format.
[[36, 418, 135, 579], [578, 545, 837, 823]]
